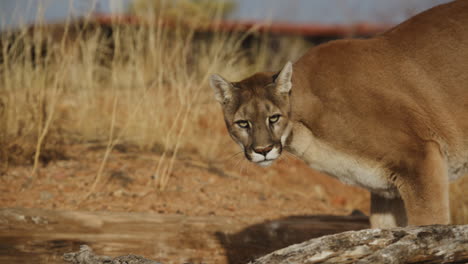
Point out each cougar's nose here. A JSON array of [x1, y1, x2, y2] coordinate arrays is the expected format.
[[253, 145, 273, 156]]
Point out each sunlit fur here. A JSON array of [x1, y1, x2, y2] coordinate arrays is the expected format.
[[212, 0, 468, 228], [211, 63, 293, 167]]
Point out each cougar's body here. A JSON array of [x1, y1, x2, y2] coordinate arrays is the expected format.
[[211, 0, 468, 227]]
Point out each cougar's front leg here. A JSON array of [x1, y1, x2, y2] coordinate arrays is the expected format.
[[397, 142, 450, 226], [370, 193, 407, 228]]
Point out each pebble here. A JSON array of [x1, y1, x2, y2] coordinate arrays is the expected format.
[[40, 191, 54, 201]]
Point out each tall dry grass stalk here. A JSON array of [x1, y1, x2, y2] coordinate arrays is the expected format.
[[0, 7, 310, 191]]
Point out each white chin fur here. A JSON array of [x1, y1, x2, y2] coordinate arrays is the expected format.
[[266, 147, 280, 160], [251, 152, 267, 163], [257, 160, 273, 167]]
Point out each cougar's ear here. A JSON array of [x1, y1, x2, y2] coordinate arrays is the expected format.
[[275, 61, 293, 94], [210, 74, 234, 104]]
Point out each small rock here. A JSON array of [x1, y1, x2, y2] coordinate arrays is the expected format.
[[113, 189, 125, 197], [14, 214, 26, 222], [30, 216, 48, 225], [40, 191, 54, 201]]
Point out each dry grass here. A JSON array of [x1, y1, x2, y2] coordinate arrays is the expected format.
[[0, 12, 310, 191]]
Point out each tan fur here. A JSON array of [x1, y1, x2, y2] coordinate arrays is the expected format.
[[211, 0, 468, 227]]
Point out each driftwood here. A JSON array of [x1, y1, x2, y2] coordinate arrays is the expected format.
[[249, 225, 468, 264], [63, 245, 160, 264], [64, 225, 468, 264]]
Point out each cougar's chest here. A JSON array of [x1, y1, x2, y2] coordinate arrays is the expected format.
[[287, 123, 397, 198]]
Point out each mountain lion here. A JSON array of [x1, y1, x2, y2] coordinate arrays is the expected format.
[[210, 0, 468, 228]]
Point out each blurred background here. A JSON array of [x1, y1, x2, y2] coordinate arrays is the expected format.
[[0, 1, 465, 264], [0, 0, 452, 30]]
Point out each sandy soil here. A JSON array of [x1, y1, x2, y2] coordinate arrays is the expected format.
[[0, 144, 369, 220]]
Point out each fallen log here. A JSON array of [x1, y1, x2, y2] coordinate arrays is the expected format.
[[64, 225, 468, 264], [249, 225, 468, 264]]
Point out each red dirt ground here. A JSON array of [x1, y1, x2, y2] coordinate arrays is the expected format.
[[0, 144, 369, 221]]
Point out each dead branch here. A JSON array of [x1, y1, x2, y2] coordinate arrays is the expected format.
[[249, 225, 468, 264]]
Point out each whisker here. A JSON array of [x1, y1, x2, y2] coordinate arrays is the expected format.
[[239, 159, 248, 176], [278, 153, 290, 163], [222, 151, 243, 163], [239, 160, 245, 175], [231, 155, 244, 171], [285, 151, 300, 160]]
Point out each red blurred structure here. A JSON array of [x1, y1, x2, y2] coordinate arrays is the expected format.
[[93, 14, 390, 37]]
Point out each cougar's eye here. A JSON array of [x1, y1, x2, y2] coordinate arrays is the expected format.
[[269, 114, 281, 124], [235, 120, 249, 129]]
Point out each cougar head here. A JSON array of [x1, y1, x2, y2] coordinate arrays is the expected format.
[[210, 62, 293, 167]]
